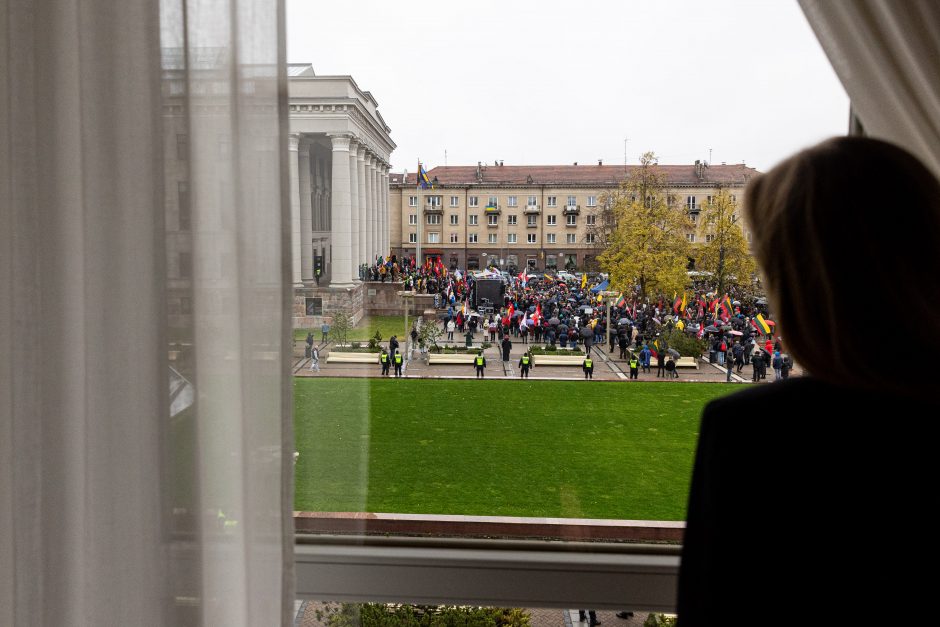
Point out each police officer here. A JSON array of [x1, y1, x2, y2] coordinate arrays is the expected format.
[[629, 355, 639, 379], [393, 351, 404, 377], [582, 355, 594, 379], [379, 348, 390, 376], [474, 350, 486, 378], [518, 351, 532, 378]]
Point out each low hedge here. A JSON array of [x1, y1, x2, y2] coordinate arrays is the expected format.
[[320, 603, 531, 626]]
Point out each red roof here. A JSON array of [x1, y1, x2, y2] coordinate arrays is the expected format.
[[392, 163, 758, 187]]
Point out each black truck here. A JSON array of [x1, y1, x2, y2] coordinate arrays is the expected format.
[[471, 278, 505, 314]]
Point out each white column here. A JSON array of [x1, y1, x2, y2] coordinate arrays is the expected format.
[[288, 133, 303, 286], [370, 158, 379, 258], [364, 153, 375, 264], [299, 140, 314, 283], [381, 165, 390, 255], [329, 134, 355, 288], [348, 137, 360, 283], [356, 146, 367, 271]]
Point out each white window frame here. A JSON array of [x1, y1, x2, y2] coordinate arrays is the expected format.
[[547, 215, 557, 226], [566, 214, 577, 226], [450, 196, 460, 207], [469, 215, 479, 226], [450, 214, 459, 225], [686, 196, 696, 210], [507, 196, 517, 207], [547, 196, 557, 207], [409, 214, 417, 226], [507, 233, 517, 244], [428, 232, 441, 244], [408, 233, 417, 243], [488, 196, 498, 208], [469, 196, 479, 207], [409, 196, 418, 207], [450, 233, 459, 243], [586, 215, 596, 226], [566, 233, 576, 244], [487, 214, 498, 226], [427, 214, 442, 225], [587, 195, 597, 207], [567, 195, 577, 207], [687, 233, 696, 243], [428, 195, 442, 207], [507, 215, 517, 226], [527, 195, 537, 207], [488, 233, 498, 244], [468, 233, 478, 243], [585, 233, 596, 244], [527, 233, 537, 244], [527, 215, 538, 227], [547, 233, 556, 244]]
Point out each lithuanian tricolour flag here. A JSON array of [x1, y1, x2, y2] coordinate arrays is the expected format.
[[755, 313, 772, 334], [615, 293, 626, 309]]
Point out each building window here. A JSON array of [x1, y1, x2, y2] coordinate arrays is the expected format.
[[450, 196, 459, 207], [687, 233, 696, 243], [488, 196, 498, 208], [527, 196, 537, 207], [547, 196, 557, 207], [705, 234, 715, 243], [586, 215, 596, 226], [527, 233, 537, 244], [468, 233, 478, 243], [178, 252, 192, 278], [428, 232, 440, 244], [527, 215, 537, 227], [507, 196, 517, 207], [587, 195, 597, 207], [408, 233, 417, 243], [178, 181, 190, 231], [585, 234, 596, 244], [409, 196, 418, 207], [566, 214, 577, 226], [427, 195, 442, 207], [567, 195, 577, 207], [488, 233, 497, 244], [450, 233, 458, 243], [732, 195, 737, 203], [507, 215, 517, 226], [547, 233, 556, 244], [427, 214, 441, 225], [469, 196, 479, 207], [408, 214, 417, 225], [547, 215, 557, 226], [304, 297, 323, 316], [706, 195, 713, 206], [469, 215, 479, 226], [686, 195, 696, 210], [566, 233, 576, 244], [487, 214, 498, 226], [688, 212, 698, 223], [449, 214, 459, 225], [507, 234, 517, 244]]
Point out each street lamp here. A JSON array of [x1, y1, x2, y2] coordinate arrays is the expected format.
[[397, 290, 416, 361], [599, 290, 620, 356]]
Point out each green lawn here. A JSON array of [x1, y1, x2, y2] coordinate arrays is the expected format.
[[294, 315, 408, 343], [294, 378, 735, 521]]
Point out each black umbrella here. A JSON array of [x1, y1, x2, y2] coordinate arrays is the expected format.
[[558, 324, 569, 334], [704, 325, 720, 333], [580, 326, 594, 338], [667, 348, 681, 358], [618, 317, 632, 325], [548, 317, 561, 326], [578, 304, 592, 311], [437, 312, 451, 320]]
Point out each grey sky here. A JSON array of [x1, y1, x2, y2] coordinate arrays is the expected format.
[[287, 0, 848, 173]]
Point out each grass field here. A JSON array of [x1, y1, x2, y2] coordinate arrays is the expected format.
[[294, 378, 735, 521], [294, 315, 407, 343]]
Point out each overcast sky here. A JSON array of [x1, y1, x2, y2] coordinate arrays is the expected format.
[[287, 0, 848, 173]]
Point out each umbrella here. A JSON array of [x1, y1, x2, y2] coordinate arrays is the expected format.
[[578, 304, 592, 311], [729, 330, 743, 336], [567, 297, 578, 302], [467, 311, 481, 318], [558, 324, 569, 334], [667, 348, 680, 358], [618, 318, 632, 325], [651, 317, 662, 325], [580, 326, 593, 338], [548, 317, 561, 326], [756, 297, 768, 305], [512, 311, 524, 318], [721, 324, 732, 331], [527, 305, 536, 312], [704, 325, 720, 333], [732, 300, 741, 306], [437, 312, 451, 320], [765, 319, 776, 326]]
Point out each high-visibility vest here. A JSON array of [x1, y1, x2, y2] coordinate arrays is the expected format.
[[394, 354, 403, 364], [522, 356, 530, 366], [629, 359, 639, 369], [380, 354, 388, 363], [475, 356, 484, 366], [584, 359, 593, 368]]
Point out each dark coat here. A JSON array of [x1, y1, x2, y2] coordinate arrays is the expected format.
[[677, 378, 936, 626]]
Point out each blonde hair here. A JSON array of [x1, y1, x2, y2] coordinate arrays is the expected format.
[[744, 137, 940, 395]]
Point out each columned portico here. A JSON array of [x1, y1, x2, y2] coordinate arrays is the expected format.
[[364, 153, 375, 263], [298, 139, 314, 283], [381, 165, 389, 255], [347, 137, 360, 282], [288, 134, 303, 287], [328, 134, 355, 288], [356, 146, 367, 269]]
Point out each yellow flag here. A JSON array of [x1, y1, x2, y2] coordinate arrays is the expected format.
[[581, 273, 587, 288]]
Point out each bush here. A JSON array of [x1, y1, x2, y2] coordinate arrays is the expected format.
[[643, 614, 677, 627], [322, 603, 531, 627], [368, 330, 382, 350], [659, 329, 706, 358], [331, 312, 351, 345]]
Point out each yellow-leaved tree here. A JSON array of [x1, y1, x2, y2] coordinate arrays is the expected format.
[[693, 187, 756, 295], [598, 152, 691, 299]]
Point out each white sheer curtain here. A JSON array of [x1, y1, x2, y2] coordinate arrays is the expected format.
[[1, 0, 292, 625], [799, 0, 940, 177]]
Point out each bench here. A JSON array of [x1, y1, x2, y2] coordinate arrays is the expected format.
[[427, 353, 480, 365], [675, 357, 699, 369], [326, 352, 381, 364]]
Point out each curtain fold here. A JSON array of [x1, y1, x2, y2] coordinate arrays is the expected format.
[[799, 0, 940, 177], [1, 0, 291, 624]]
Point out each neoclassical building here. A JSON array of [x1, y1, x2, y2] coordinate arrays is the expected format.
[[389, 162, 759, 272]]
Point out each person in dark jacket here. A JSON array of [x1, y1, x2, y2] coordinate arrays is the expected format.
[[379, 348, 390, 376], [501, 336, 512, 362], [518, 352, 533, 378], [582, 355, 594, 379], [677, 137, 940, 626], [656, 351, 665, 377], [473, 351, 486, 378]]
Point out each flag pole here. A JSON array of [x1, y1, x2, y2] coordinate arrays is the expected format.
[[416, 160, 423, 268]]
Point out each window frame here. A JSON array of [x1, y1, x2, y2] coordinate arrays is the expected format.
[[409, 196, 418, 207], [527, 233, 537, 244], [450, 214, 459, 225], [469, 196, 479, 208], [507, 215, 518, 226], [566, 214, 577, 226], [488, 233, 498, 244], [468, 233, 479, 243], [547, 233, 556, 244], [566, 233, 576, 244], [409, 214, 418, 226], [469, 215, 479, 226], [547, 196, 557, 207], [408, 233, 417, 244], [507, 233, 518, 244], [547, 215, 557, 226]]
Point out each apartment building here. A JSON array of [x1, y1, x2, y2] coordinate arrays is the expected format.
[[389, 161, 759, 272]]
